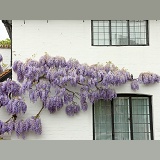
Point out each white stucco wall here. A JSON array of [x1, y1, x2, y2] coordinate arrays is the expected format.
[[0, 48, 11, 67], [7, 20, 160, 140]]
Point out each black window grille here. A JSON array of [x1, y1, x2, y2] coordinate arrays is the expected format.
[[93, 94, 153, 140], [91, 20, 149, 46]]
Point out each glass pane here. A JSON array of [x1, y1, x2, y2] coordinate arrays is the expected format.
[[132, 115, 150, 123], [135, 21, 141, 27], [96, 133, 112, 140], [99, 33, 104, 39], [116, 21, 123, 26], [122, 22, 128, 27], [123, 27, 128, 32], [99, 27, 104, 32], [130, 39, 136, 45], [100, 133, 112, 140], [114, 123, 129, 132], [100, 123, 107, 133], [130, 27, 135, 32], [93, 33, 98, 39], [105, 33, 109, 38], [140, 33, 146, 38], [105, 39, 110, 45], [94, 100, 112, 140], [114, 133, 129, 140], [104, 27, 109, 32], [132, 97, 151, 140], [141, 26, 146, 32], [130, 33, 135, 39], [111, 27, 117, 32], [114, 114, 129, 123], [99, 21, 104, 26], [93, 40, 98, 45], [129, 20, 147, 45], [93, 27, 98, 32], [99, 40, 105, 45], [113, 97, 130, 140], [93, 21, 98, 26], [133, 133, 150, 140], [133, 124, 145, 132], [111, 21, 116, 26], [95, 123, 100, 133], [140, 39, 146, 44], [112, 32, 128, 45], [104, 21, 109, 26], [134, 27, 140, 32], [117, 27, 123, 32]]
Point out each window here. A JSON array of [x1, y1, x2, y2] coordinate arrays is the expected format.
[[93, 94, 153, 140], [91, 20, 149, 46]]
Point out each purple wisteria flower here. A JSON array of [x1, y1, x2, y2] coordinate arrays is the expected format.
[[131, 80, 139, 90], [65, 104, 80, 116], [6, 97, 27, 115], [0, 117, 42, 139], [0, 79, 21, 96], [0, 94, 9, 107], [138, 72, 160, 84], [14, 117, 42, 139], [45, 96, 63, 113]]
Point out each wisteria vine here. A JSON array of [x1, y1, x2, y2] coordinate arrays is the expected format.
[[0, 53, 160, 139]]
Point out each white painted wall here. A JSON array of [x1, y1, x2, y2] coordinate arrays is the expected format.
[[0, 48, 11, 67], [8, 20, 160, 140]]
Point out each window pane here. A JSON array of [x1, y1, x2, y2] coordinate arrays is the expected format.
[[104, 21, 109, 26], [99, 40, 105, 45], [111, 21, 128, 45], [123, 27, 128, 32], [92, 20, 148, 46], [114, 97, 130, 140], [104, 27, 109, 32], [133, 133, 150, 140], [132, 97, 151, 140], [99, 21, 104, 26], [129, 20, 147, 45], [99, 33, 105, 39], [111, 21, 116, 26], [114, 133, 129, 140], [140, 33, 146, 38], [93, 95, 152, 140], [130, 39, 136, 45], [105, 39, 110, 45], [117, 27, 123, 32], [99, 27, 104, 32], [114, 123, 129, 132], [94, 100, 112, 140], [112, 33, 128, 45], [111, 27, 117, 32], [93, 33, 98, 39], [93, 40, 98, 45], [93, 27, 98, 32], [132, 115, 150, 123], [93, 21, 98, 26]]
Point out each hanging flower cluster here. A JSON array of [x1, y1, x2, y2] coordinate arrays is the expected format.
[[0, 78, 41, 139], [0, 116, 42, 139], [138, 72, 160, 84], [12, 54, 133, 114], [0, 53, 160, 139], [12, 54, 160, 114]]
